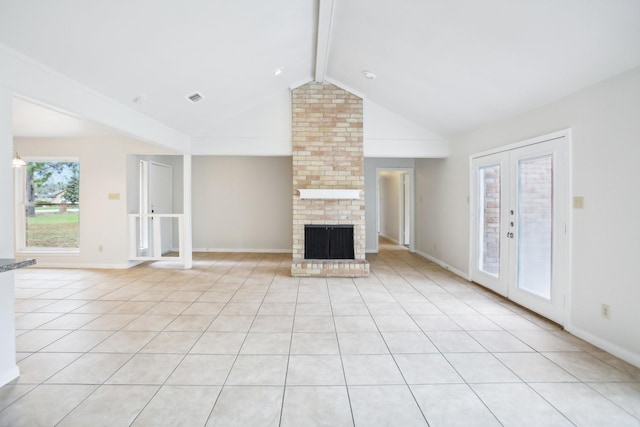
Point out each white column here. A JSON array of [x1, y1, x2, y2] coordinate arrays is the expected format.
[[0, 87, 20, 386], [182, 154, 192, 269]]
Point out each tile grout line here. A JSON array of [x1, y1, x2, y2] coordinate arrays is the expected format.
[[5, 249, 640, 426], [52, 264, 221, 426], [379, 244, 639, 426], [277, 269, 301, 427], [373, 245, 519, 425], [351, 266, 432, 426], [379, 246, 567, 426], [327, 276, 358, 427], [204, 252, 281, 427]]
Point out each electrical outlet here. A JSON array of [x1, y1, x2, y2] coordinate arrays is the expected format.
[[601, 304, 610, 319]]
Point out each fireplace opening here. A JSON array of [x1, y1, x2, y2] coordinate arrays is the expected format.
[[305, 225, 355, 260]]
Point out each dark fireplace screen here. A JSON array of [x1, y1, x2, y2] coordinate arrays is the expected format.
[[304, 225, 355, 260]]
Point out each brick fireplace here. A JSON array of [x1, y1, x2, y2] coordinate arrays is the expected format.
[[290, 82, 369, 277]]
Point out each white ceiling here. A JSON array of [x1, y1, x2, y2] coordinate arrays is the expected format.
[[2, 0, 640, 139]]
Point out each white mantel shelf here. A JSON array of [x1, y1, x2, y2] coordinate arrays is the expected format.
[[298, 189, 361, 200]]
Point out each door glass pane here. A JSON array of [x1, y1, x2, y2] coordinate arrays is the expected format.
[[517, 155, 552, 299], [478, 164, 501, 277]]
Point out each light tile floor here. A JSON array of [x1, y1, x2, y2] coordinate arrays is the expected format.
[[1, 242, 640, 426]]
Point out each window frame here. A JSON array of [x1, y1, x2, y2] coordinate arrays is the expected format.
[[14, 156, 81, 254]]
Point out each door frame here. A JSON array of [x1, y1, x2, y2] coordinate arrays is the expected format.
[[468, 129, 572, 325], [401, 172, 411, 246], [148, 160, 173, 255], [375, 167, 415, 253]]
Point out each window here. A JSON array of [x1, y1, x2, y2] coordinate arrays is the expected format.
[[15, 160, 80, 250]]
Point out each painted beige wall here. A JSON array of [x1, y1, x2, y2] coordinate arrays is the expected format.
[[194, 156, 416, 254], [415, 67, 640, 366], [192, 156, 293, 252], [379, 171, 402, 243], [14, 136, 176, 268]]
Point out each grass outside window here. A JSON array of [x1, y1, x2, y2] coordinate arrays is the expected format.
[[26, 211, 79, 248]]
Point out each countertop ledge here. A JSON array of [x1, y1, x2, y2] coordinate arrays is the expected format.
[[0, 258, 36, 273]]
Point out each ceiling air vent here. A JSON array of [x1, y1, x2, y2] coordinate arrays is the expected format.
[[187, 92, 204, 103]]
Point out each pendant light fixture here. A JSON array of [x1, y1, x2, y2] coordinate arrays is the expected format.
[[12, 151, 26, 167]]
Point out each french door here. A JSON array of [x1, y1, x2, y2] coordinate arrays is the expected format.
[[470, 133, 569, 324]]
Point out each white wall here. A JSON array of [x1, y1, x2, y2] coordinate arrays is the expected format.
[[192, 156, 292, 252], [415, 67, 640, 366], [415, 156, 462, 270], [0, 87, 19, 386], [379, 171, 401, 243], [191, 87, 450, 159], [364, 158, 415, 252], [191, 90, 292, 156], [15, 136, 176, 268], [364, 100, 449, 158]]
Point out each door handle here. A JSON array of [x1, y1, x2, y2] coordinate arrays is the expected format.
[[506, 232, 514, 238]]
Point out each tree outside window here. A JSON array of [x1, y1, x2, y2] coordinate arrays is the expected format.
[[25, 161, 80, 248]]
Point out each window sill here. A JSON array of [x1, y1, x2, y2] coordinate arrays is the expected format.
[[17, 249, 80, 255]]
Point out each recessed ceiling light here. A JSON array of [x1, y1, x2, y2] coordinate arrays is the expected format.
[[187, 92, 204, 103], [133, 95, 147, 104], [362, 71, 376, 80], [273, 67, 284, 76]]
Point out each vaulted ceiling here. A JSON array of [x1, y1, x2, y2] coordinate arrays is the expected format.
[[2, 0, 640, 140]]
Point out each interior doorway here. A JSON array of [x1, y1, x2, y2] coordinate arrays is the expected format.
[[128, 154, 192, 268], [376, 168, 414, 253]]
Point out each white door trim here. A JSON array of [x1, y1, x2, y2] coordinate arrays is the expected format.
[[402, 173, 411, 246], [148, 161, 173, 255], [471, 129, 570, 158], [375, 167, 415, 253]]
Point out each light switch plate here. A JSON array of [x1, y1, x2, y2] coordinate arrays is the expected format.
[[108, 193, 120, 200], [573, 196, 584, 209]]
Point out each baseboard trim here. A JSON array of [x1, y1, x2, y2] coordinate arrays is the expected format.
[[565, 323, 640, 369], [415, 250, 470, 281], [29, 262, 135, 269], [192, 248, 293, 254], [410, 254, 640, 369]]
